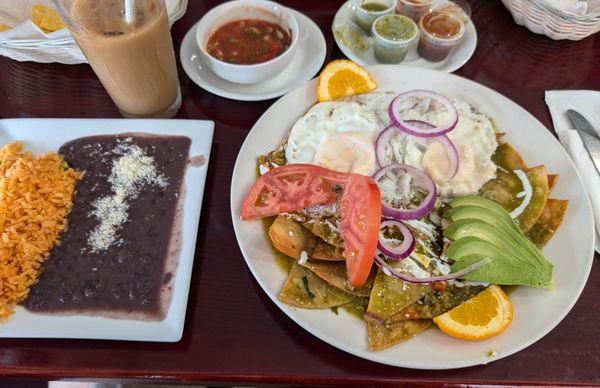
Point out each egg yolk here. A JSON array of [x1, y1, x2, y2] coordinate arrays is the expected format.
[[422, 141, 475, 184], [315, 133, 376, 176]]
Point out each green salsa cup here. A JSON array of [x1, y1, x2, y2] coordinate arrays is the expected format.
[[354, 0, 397, 34], [372, 14, 419, 63]]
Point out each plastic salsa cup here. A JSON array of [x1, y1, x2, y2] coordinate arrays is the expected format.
[[396, 0, 434, 21], [372, 14, 419, 63], [354, 0, 397, 34], [417, 10, 465, 62]]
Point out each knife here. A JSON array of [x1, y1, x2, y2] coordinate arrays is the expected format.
[[566, 110, 600, 176], [567, 110, 600, 140]]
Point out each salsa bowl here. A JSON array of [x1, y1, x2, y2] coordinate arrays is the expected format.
[[195, 0, 299, 84]]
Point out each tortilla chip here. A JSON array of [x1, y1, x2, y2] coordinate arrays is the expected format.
[[386, 285, 485, 323], [547, 174, 559, 193], [302, 218, 343, 247], [302, 260, 374, 297], [368, 320, 432, 350], [311, 239, 344, 261], [480, 165, 548, 232], [269, 216, 316, 260], [493, 142, 526, 170], [31, 5, 65, 33], [278, 263, 352, 309], [341, 296, 369, 317], [526, 199, 569, 248], [0, 24, 11, 32], [365, 269, 432, 323], [517, 165, 549, 232]]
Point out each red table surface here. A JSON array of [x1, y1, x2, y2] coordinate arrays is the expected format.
[[0, 0, 599, 386]]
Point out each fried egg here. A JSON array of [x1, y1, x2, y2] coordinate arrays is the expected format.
[[285, 93, 394, 176], [286, 93, 497, 197], [383, 98, 498, 196]]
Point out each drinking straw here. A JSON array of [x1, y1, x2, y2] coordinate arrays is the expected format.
[[124, 0, 135, 23]]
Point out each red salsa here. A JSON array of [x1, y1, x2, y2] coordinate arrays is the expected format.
[[207, 19, 292, 65]]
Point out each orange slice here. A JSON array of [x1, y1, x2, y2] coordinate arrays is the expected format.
[[317, 60, 377, 102], [433, 285, 513, 341]]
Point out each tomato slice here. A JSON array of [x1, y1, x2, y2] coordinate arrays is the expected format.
[[338, 175, 382, 287], [241, 164, 382, 287]]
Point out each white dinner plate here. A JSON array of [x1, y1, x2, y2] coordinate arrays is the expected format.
[[0, 118, 213, 342], [332, 1, 477, 73], [230, 66, 595, 369], [180, 9, 326, 101]]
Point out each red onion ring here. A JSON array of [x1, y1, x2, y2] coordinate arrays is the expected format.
[[374, 255, 492, 284], [389, 90, 458, 138], [375, 122, 459, 182], [377, 220, 415, 260], [375, 125, 396, 168], [372, 163, 437, 220]]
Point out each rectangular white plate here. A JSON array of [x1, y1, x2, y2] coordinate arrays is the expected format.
[[0, 118, 214, 342]]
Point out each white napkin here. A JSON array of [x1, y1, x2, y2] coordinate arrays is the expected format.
[[0, 0, 70, 41], [545, 90, 600, 253], [0, 0, 182, 41]]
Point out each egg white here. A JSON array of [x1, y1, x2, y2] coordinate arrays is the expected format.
[[285, 93, 497, 197], [285, 93, 394, 176]]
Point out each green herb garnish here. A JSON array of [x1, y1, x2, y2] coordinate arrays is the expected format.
[[302, 276, 315, 299]]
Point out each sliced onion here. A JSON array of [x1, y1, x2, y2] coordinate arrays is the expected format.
[[375, 125, 397, 168], [377, 220, 415, 260], [372, 164, 437, 220], [375, 121, 459, 181], [374, 255, 492, 284], [389, 90, 458, 138]]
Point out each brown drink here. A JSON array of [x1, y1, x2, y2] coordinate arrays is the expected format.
[[54, 0, 181, 118]]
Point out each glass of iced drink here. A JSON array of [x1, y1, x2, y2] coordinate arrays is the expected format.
[[51, 0, 181, 118]]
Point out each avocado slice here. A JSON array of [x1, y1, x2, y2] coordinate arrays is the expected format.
[[444, 219, 540, 267], [446, 237, 553, 288], [446, 204, 519, 234], [452, 253, 552, 288], [448, 195, 515, 227], [444, 210, 547, 267]]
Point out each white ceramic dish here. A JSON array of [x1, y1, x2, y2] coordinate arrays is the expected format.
[[195, 0, 299, 84], [181, 9, 325, 101], [230, 66, 595, 369], [332, 0, 477, 72], [0, 118, 214, 342]]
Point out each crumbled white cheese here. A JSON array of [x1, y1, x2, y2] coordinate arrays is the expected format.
[[405, 219, 438, 241], [87, 141, 168, 252], [259, 164, 270, 175], [392, 257, 431, 279], [301, 202, 339, 218], [452, 280, 465, 288], [431, 258, 451, 275], [298, 251, 309, 265], [382, 266, 393, 277], [429, 211, 442, 226], [288, 230, 294, 237], [416, 237, 437, 259], [510, 169, 532, 218]]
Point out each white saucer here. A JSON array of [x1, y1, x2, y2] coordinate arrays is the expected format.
[[332, 1, 477, 73], [180, 9, 326, 101]]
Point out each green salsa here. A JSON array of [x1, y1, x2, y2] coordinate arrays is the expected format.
[[375, 14, 417, 41], [360, 1, 389, 11]]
